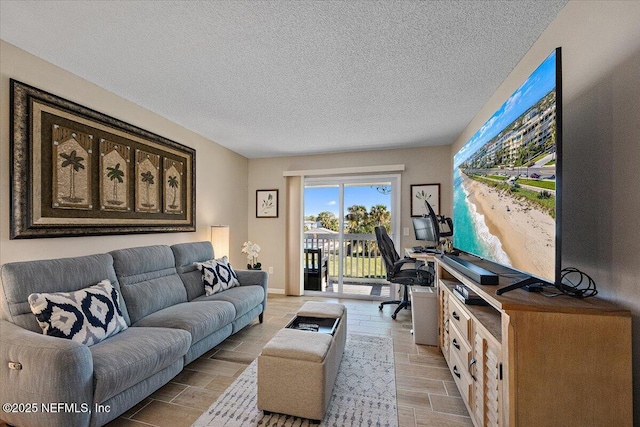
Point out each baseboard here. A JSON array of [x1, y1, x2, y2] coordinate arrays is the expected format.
[[267, 288, 285, 295]]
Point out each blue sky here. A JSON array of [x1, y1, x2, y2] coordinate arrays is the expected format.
[[304, 185, 391, 217], [454, 49, 557, 168]]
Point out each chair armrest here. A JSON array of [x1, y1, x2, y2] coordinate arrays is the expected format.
[[0, 320, 94, 427]]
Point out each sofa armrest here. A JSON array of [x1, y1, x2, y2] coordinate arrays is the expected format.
[[235, 269, 269, 314], [236, 269, 268, 289], [0, 320, 94, 427]]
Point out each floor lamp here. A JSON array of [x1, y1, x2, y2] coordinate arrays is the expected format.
[[210, 225, 230, 259]]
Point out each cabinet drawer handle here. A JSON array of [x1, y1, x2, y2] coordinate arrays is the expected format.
[[469, 358, 477, 381], [453, 365, 461, 379], [452, 338, 460, 350], [452, 311, 460, 321]]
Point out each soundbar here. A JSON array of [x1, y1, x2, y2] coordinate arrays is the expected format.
[[441, 254, 499, 285]]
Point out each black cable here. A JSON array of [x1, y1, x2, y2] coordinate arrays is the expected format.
[[556, 267, 598, 298]]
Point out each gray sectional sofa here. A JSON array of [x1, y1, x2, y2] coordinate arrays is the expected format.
[[0, 241, 268, 427]]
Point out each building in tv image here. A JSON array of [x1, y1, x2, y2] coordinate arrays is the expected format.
[[453, 49, 559, 282]]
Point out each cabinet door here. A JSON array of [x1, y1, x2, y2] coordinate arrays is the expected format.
[[440, 288, 450, 360], [471, 329, 503, 427]]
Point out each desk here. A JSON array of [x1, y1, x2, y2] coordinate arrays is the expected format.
[[404, 248, 437, 262], [403, 249, 436, 284]]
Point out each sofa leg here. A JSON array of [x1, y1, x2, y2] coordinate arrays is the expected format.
[[259, 313, 264, 323]]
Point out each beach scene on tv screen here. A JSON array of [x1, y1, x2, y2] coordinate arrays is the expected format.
[[453, 50, 557, 281]]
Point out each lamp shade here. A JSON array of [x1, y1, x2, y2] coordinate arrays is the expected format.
[[210, 225, 230, 258]]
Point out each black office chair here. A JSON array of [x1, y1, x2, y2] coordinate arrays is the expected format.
[[375, 226, 433, 320]]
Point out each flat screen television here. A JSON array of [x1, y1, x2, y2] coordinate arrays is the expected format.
[[449, 48, 562, 293]]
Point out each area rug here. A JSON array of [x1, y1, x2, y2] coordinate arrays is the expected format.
[[192, 334, 397, 427]]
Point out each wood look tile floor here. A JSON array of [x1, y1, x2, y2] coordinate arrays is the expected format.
[[1, 295, 472, 427]]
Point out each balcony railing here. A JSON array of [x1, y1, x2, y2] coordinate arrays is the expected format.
[[304, 232, 387, 284]]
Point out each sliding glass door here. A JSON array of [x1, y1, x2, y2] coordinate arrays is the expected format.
[[303, 175, 400, 298]]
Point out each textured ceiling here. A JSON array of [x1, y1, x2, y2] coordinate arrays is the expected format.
[[0, 1, 567, 158]]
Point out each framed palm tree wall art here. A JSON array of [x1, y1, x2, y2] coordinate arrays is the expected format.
[[9, 79, 196, 239]]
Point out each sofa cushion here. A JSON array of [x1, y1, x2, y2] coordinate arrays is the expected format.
[[194, 285, 265, 319], [91, 326, 191, 404], [0, 253, 128, 332], [171, 241, 215, 301], [110, 245, 187, 324], [28, 280, 127, 346], [195, 257, 240, 296], [133, 301, 235, 344]]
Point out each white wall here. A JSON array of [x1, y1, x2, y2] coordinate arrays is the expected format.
[[451, 1, 640, 421], [0, 41, 250, 266], [247, 145, 451, 292]]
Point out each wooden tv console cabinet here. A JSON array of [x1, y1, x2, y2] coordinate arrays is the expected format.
[[435, 257, 632, 427]]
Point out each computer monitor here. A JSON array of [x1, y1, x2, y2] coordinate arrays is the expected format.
[[412, 217, 438, 248]]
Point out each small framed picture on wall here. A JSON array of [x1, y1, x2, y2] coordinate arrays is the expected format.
[[256, 189, 278, 218], [410, 184, 440, 217]]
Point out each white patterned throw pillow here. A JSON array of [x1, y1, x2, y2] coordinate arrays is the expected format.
[[195, 256, 240, 296], [28, 280, 128, 346]]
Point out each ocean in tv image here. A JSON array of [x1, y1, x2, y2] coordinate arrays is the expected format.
[[453, 50, 558, 282]]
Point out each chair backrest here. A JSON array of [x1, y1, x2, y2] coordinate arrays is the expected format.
[[304, 248, 323, 271], [374, 226, 400, 280]]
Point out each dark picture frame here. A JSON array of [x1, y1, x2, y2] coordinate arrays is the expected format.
[[10, 79, 196, 239], [410, 183, 440, 217], [256, 189, 278, 218]]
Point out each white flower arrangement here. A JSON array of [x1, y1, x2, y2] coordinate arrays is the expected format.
[[241, 241, 261, 269]]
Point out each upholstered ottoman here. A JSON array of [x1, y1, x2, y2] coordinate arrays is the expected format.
[[257, 301, 347, 422]]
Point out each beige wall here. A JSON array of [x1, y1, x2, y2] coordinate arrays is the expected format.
[[451, 1, 640, 420], [3, 0, 639, 416], [0, 41, 249, 266], [247, 145, 452, 292]]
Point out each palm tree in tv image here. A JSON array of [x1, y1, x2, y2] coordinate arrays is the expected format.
[[59, 150, 85, 203], [106, 163, 125, 205]]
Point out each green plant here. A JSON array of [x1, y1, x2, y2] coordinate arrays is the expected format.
[[538, 190, 552, 199]]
